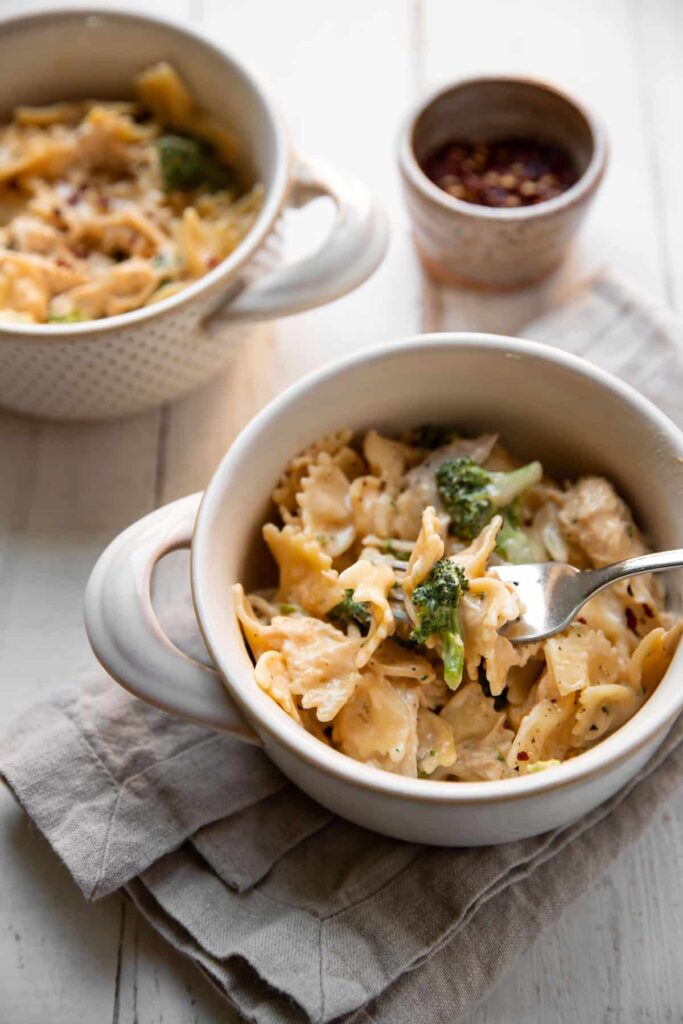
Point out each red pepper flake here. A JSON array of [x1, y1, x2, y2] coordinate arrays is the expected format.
[[576, 616, 587, 624], [206, 256, 220, 269], [517, 751, 529, 761], [422, 136, 578, 209], [625, 607, 638, 632], [643, 604, 654, 619], [66, 186, 86, 206]]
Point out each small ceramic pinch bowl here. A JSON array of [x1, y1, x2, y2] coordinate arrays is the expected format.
[[85, 334, 683, 847], [399, 76, 608, 289]]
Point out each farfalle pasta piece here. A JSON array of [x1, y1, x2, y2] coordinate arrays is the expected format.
[[483, 635, 541, 699], [333, 673, 419, 775], [626, 621, 683, 698], [272, 429, 358, 519], [369, 638, 435, 684], [578, 589, 638, 655], [263, 523, 344, 617], [297, 453, 356, 558], [363, 430, 422, 492], [507, 696, 575, 767], [402, 506, 445, 600], [349, 475, 400, 539], [453, 516, 502, 578], [440, 683, 514, 781], [254, 650, 302, 723], [417, 708, 456, 775], [338, 559, 395, 666], [460, 581, 523, 694], [529, 498, 571, 563], [544, 626, 624, 696], [233, 584, 282, 660], [572, 684, 641, 745], [276, 615, 362, 721], [559, 476, 646, 568]]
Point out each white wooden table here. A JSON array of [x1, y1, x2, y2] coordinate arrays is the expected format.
[[1, 1, 682, 1020]]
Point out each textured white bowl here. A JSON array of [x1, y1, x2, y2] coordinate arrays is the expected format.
[[85, 334, 683, 845], [0, 7, 387, 420]]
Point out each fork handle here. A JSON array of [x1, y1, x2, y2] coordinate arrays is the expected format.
[[583, 548, 683, 598]]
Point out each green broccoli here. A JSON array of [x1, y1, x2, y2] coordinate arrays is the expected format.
[[436, 456, 542, 545], [410, 558, 469, 689], [155, 133, 234, 192], [328, 589, 371, 636], [47, 309, 85, 323], [495, 500, 545, 564], [408, 424, 455, 449]]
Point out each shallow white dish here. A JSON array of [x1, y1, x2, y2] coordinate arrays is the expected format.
[[0, 7, 386, 419], [85, 334, 683, 845]]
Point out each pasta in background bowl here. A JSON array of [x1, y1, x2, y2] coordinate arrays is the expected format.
[[0, 8, 386, 419], [85, 334, 683, 846], [235, 428, 682, 781], [0, 62, 263, 323]]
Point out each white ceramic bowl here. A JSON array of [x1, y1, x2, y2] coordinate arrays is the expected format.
[[0, 7, 387, 420], [85, 334, 683, 846]]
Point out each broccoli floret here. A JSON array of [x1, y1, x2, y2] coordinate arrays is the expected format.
[[495, 501, 545, 564], [155, 133, 234, 192], [436, 456, 542, 541], [408, 424, 455, 449], [410, 558, 469, 689], [47, 309, 85, 323], [328, 589, 371, 636]]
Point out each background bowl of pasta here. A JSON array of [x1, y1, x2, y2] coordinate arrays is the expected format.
[[85, 333, 683, 846], [0, 8, 387, 420]]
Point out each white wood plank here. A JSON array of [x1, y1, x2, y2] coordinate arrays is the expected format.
[[116, 901, 241, 1024], [627, 0, 683, 313], [0, 787, 124, 1024], [0, 2, 189, 1020]]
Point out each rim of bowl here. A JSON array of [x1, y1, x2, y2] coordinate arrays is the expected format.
[[192, 332, 683, 805], [0, 4, 290, 340], [398, 74, 609, 223]]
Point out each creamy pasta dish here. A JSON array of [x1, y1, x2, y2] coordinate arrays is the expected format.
[[0, 63, 262, 323], [234, 427, 682, 781]]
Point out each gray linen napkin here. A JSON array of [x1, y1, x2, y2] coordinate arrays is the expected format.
[[2, 272, 683, 1024]]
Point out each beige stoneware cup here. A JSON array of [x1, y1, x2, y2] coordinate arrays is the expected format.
[[399, 76, 608, 289], [0, 8, 387, 420]]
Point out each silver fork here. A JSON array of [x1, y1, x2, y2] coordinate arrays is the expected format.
[[496, 550, 683, 643], [385, 551, 683, 643]]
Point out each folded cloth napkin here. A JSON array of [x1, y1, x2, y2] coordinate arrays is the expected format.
[[2, 272, 683, 1024]]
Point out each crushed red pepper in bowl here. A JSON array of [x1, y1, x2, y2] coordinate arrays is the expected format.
[[422, 136, 579, 209]]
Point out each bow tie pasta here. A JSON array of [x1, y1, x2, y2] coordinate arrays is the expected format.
[[234, 427, 682, 782], [0, 63, 262, 323]]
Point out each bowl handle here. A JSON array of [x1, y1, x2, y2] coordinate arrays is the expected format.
[[84, 492, 260, 744], [202, 154, 388, 327]]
